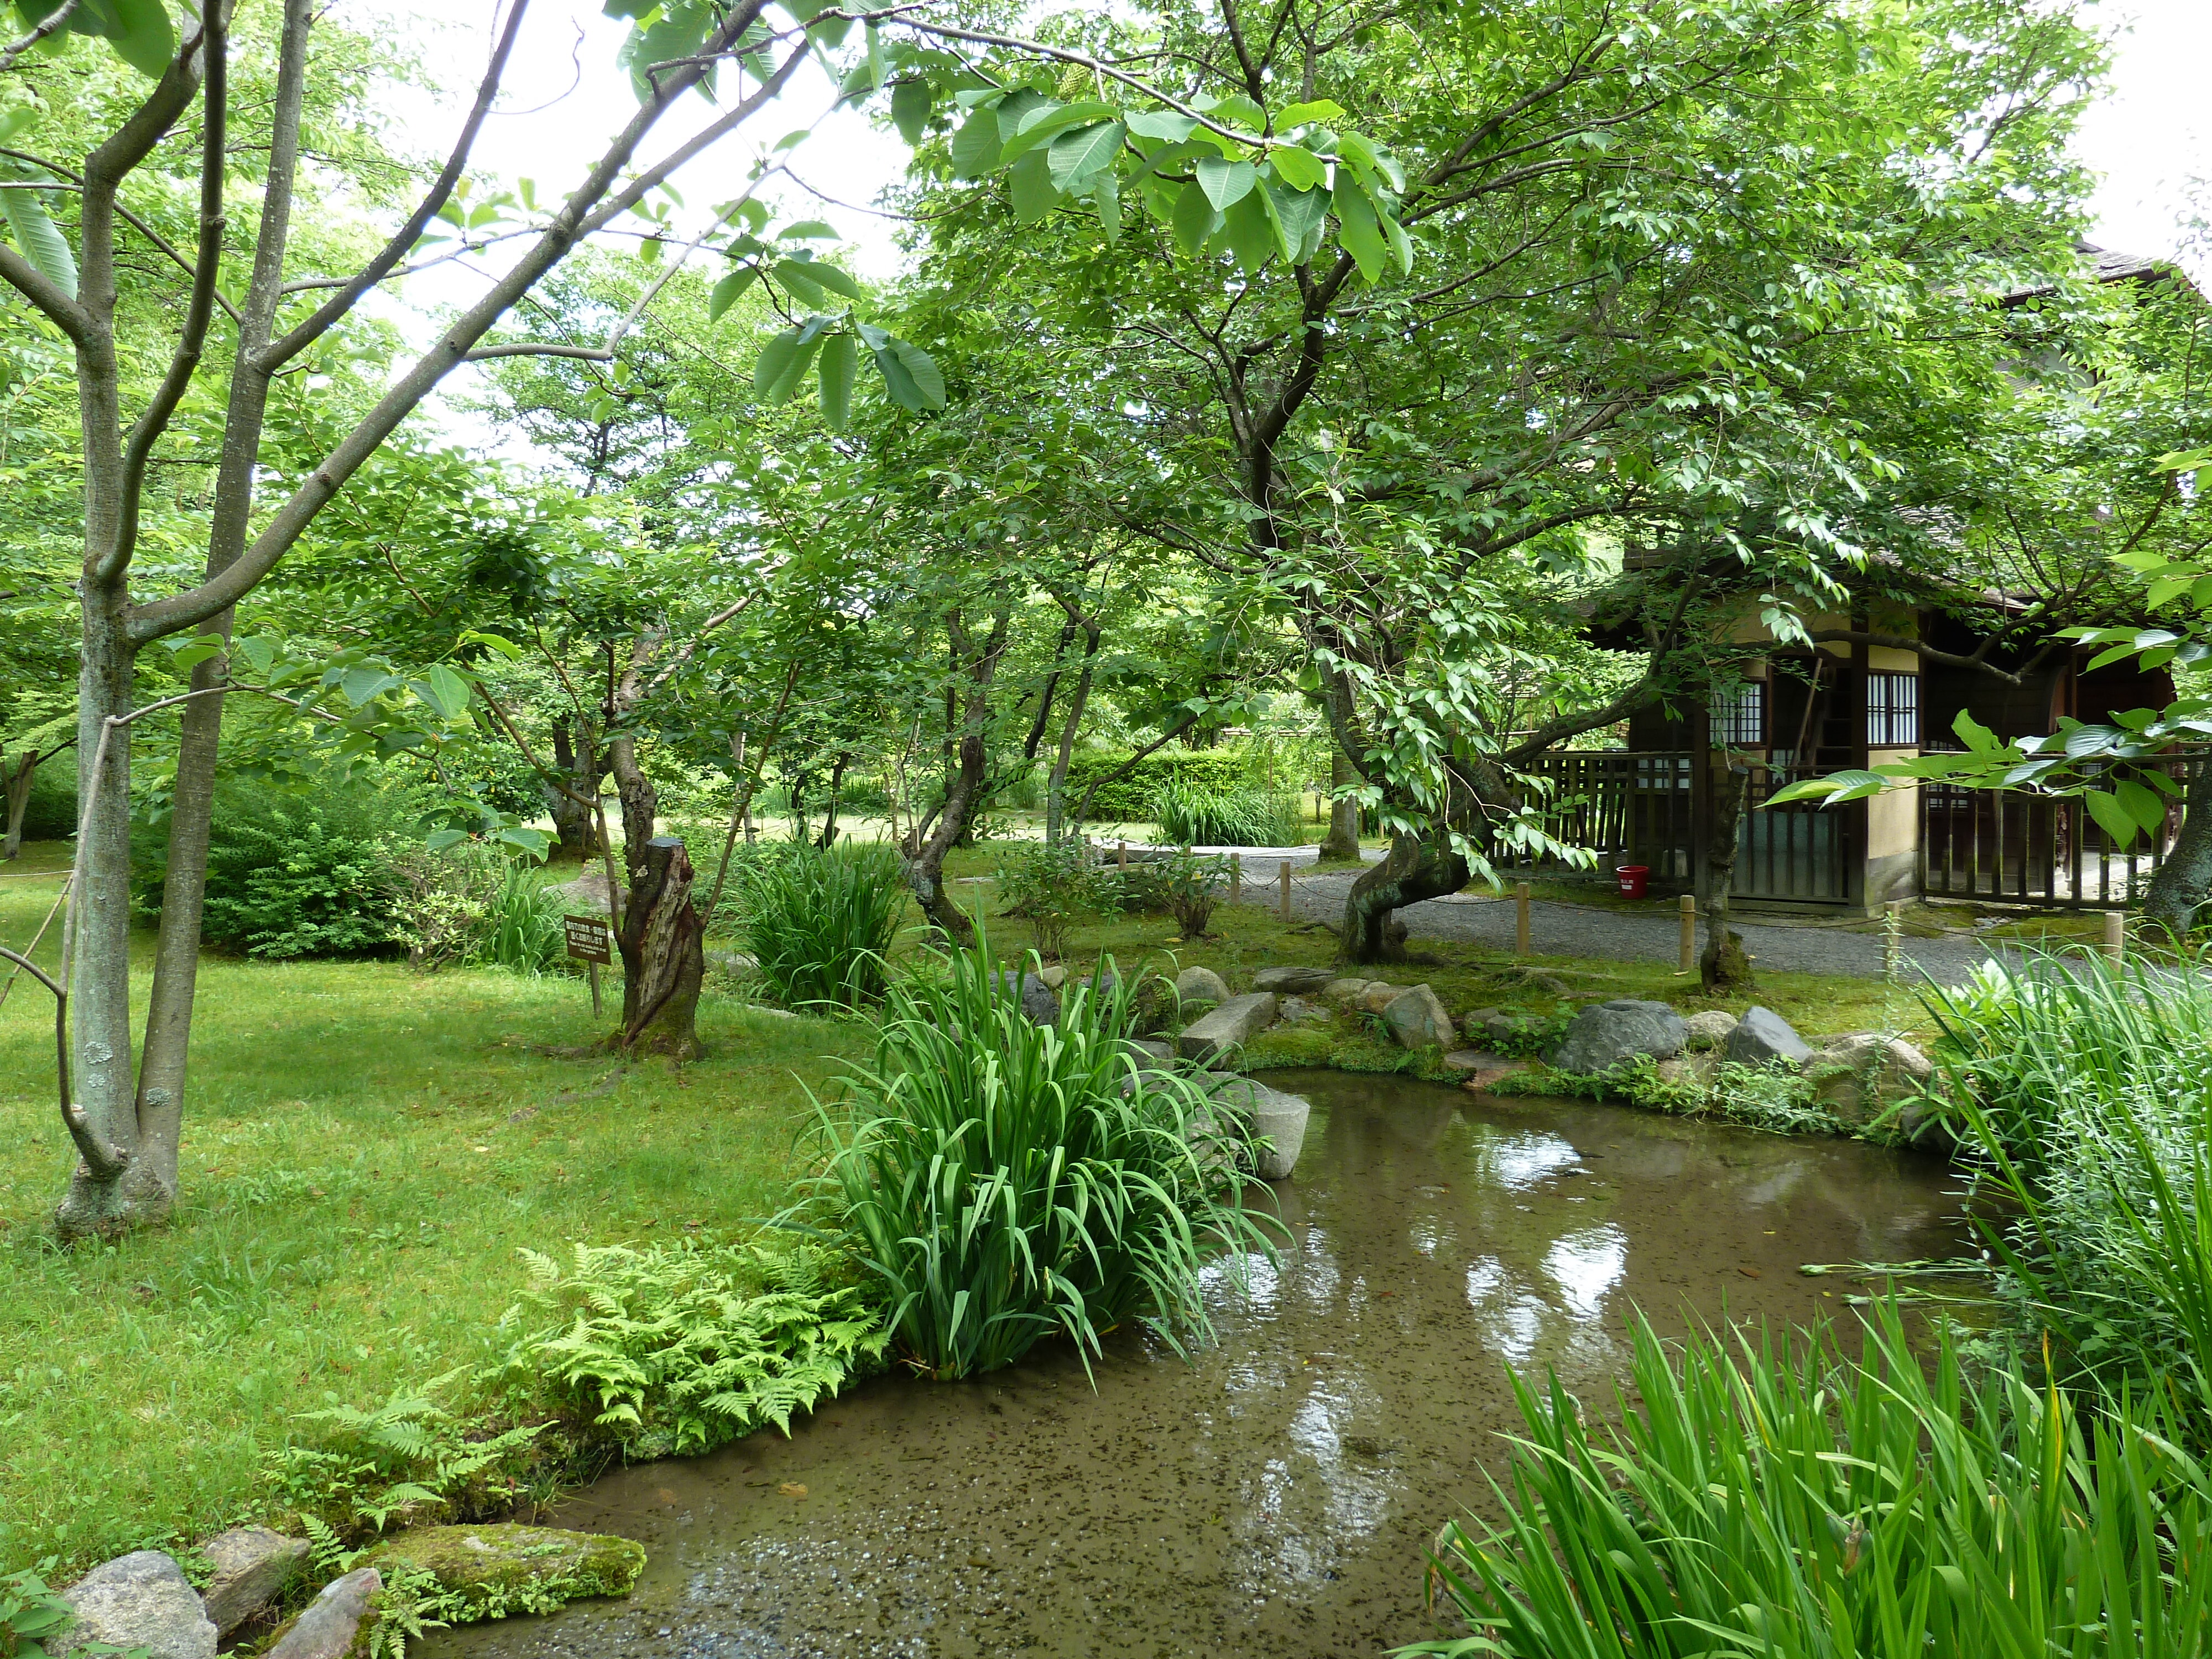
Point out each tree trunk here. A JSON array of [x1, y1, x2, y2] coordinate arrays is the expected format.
[[901, 608, 1009, 942], [815, 750, 852, 848], [548, 718, 598, 859], [1042, 622, 1099, 844], [1319, 743, 1361, 860], [1700, 754, 1754, 990], [615, 833, 706, 1059], [3, 750, 36, 860], [2142, 758, 2212, 937], [1340, 831, 1468, 963]]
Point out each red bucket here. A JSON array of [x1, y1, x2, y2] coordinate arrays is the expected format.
[[1616, 864, 1650, 899]]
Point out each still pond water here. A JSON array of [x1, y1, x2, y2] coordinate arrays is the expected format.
[[425, 1070, 1969, 1659]]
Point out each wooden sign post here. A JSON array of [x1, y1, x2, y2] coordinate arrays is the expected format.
[[564, 912, 612, 1018]]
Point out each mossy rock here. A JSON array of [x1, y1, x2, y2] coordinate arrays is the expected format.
[[361, 1523, 645, 1633]]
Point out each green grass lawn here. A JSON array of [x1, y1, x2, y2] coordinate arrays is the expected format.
[[1, 833, 1924, 1579]]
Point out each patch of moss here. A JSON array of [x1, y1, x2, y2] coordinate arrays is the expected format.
[[360, 1523, 645, 1641]]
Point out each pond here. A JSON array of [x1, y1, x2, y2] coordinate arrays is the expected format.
[[424, 1070, 1969, 1659]]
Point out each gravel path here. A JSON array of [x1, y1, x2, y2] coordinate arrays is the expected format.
[[1129, 844, 2007, 987]]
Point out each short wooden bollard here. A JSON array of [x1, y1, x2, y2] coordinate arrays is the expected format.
[[1280, 859, 1293, 923], [2104, 910, 2126, 967], [1230, 857, 1241, 903], [1679, 893, 1696, 974], [1117, 839, 1128, 869], [1515, 881, 1532, 957]]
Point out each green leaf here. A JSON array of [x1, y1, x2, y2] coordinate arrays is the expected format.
[[2115, 776, 2168, 834], [234, 635, 276, 675], [421, 664, 472, 719], [1008, 148, 1058, 225], [458, 628, 523, 660], [1274, 98, 1345, 129], [2083, 789, 2142, 848], [1000, 99, 1117, 163], [107, 0, 174, 77], [1332, 174, 1387, 283], [1267, 145, 1327, 192], [1091, 170, 1121, 244], [169, 641, 222, 672], [496, 826, 555, 859], [1264, 177, 1327, 262], [1124, 109, 1198, 142], [707, 266, 759, 322], [890, 78, 932, 144], [950, 106, 1003, 179], [425, 828, 469, 853], [1047, 121, 1124, 191], [804, 10, 852, 48], [869, 336, 945, 412], [754, 326, 823, 404], [1172, 179, 1220, 257], [339, 668, 400, 708], [778, 257, 861, 302], [817, 331, 858, 430], [776, 219, 839, 240], [1195, 155, 1255, 211], [1220, 187, 1276, 272], [994, 88, 1050, 144], [1, 188, 77, 298]]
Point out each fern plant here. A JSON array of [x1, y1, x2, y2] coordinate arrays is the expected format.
[[489, 1239, 887, 1459], [268, 1372, 546, 1537]]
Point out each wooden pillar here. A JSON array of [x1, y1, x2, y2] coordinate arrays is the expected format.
[[1516, 881, 1532, 956], [1279, 859, 1292, 922]]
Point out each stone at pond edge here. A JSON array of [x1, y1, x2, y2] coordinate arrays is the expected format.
[[1808, 1032, 1934, 1129], [1173, 965, 1230, 1006], [1355, 981, 1404, 1016], [1253, 965, 1334, 993], [1206, 1077, 1313, 1179], [60, 1551, 217, 1659], [989, 969, 1061, 1025], [1722, 1006, 1812, 1067], [1683, 1010, 1738, 1051], [200, 1526, 310, 1638], [264, 1568, 380, 1659], [361, 1525, 646, 1628], [1276, 994, 1331, 1025], [1178, 992, 1279, 1061], [1546, 999, 1687, 1074], [1382, 985, 1456, 1050]]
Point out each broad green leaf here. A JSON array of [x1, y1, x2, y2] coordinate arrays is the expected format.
[[234, 635, 276, 675], [774, 259, 831, 307], [458, 628, 523, 660], [169, 641, 222, 672], [1195, 155, 1255, 211], [1, 188, 77, 298], [1125, 109, 1198, 142], [496, 826, 555, 859], [2116, 776, 2168, 833], [1047, 121, 1124, 191], [950, 106, 1003, 178], [804, 10, 852, 47], [1332, 174, 1387, 283], [107, 0, 174, 77], [340, 667, 400, 708], [994, 88, 1050, 144], [422, 664, 472, 719], [1383, 206, 1413, 275], [776, 219, 839, 239], [1221, 188, 1276, 272], [779, 257, 861, 301], [1207, 92, 1264, 128], [425, 828, 469, 853], [754, 326, 823, 403], [870, 336, 945, 411], [890, 78, 932, 144], [1264, 177, 1327, 261], [1274, 98, 1345, 128], [1267, 145, 1327, 192], [1008, 148, 1058, 225], [1091, 170, 1121, 244], [2083, 789, 2141, 847], [707, 266, 759, 321], [817, 331, 858, 430], [1000, 100, 1118, 162], [1172, 180, 1220, 256]]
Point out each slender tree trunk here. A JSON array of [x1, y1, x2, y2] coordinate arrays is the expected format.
[[815, 750, 852, 848], [607, 635, 703, 1057], [3, 750, 37, 860], [2142, 757, 2212, 937], [1043, 613, 1100, 845], [1341, 831, 1467, 963], [902, 608, 1009, 942], [1700, 754, 1754, 990], [1319, 743, 1361, 860], [548, 718, 598, 858]]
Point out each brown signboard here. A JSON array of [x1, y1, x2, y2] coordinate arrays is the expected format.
[[563, 914, 612, 964]]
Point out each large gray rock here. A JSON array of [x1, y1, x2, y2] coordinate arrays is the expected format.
[[61, 1552, 217, 1659], [200, 1526, 310, 1638], [1721, 1005, 1812, 1067], [1319, 977, 1371, 1004], [1546, 999, 1687, 1074], [1381, 984, 1455, 1050], [1355, 981, 1404, 1015], [990, 969, 1061, 1025], [1178, 992, 1279, 1061], [1809, 1032, 1934, 1128], [1173, 965, 1230, 1006], [1276, 995, 1331, 1025], [265, 1568, 382, 1659], [1208, 1078, 1313, 1179], [1253, 965, 1334, 993], [1683, 1010, 1738, 1051]]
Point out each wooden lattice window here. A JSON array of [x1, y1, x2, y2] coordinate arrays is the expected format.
[[1710, 681, 1766, 747], [1866, 671, 1921, 747]]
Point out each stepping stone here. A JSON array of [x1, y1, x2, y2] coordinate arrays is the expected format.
[[1439, 1048, 1512, 1073], [1207, 1078, 1313, 1179], [1174, 965, 1230, 1005], [1177, 992, 1279, 1062]]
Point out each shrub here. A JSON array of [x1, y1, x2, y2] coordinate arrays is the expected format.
[[803, 931, 1279, 1379], [994, 837, 1117, 959], [1418, 1306, 2212, 1659], [488, 1239, 885, 1462], [1153, 776, 1301, 847], [389, 848, 566, 975], [1154, 848, 1230, 937], [142, 783, 413, 959], [1061, 747, 1253, 822], [478, 859, 567, 974], [738, 838, 906, 1009]]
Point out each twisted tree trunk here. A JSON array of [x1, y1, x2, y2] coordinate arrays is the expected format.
[[608, 633, 703, 1058], [2142, 757, 2212, 938], [1700, 754, 1754, 990], [1341, 832, 1467, 963]]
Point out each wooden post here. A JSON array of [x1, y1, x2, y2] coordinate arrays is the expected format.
[[1679, 893, 1696, 974], [587, 962, 602, 1019], [1280, 859, 1292, 922], [2103, 910, 2126, 967], [1117, 839, 1128, 869], [1230, 857, 1241, 904], [1516, 881, 1532, 957]]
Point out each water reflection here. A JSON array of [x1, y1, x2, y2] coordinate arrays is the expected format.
[[426, 1071, 1969, 1659]]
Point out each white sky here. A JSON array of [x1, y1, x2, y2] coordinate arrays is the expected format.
[[343, 0, 2212, 433]]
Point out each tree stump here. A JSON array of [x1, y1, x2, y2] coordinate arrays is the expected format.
[[617, 836, 705, 1059]]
